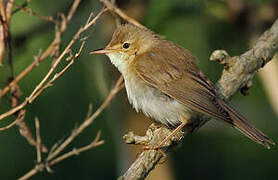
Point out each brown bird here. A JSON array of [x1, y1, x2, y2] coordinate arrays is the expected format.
[[91, 24, 274, 149]]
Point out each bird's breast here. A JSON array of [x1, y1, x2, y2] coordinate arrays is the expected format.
[[123, 70, 193, 127]]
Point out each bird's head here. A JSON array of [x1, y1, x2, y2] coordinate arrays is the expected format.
[[90, 24, 158, 74]]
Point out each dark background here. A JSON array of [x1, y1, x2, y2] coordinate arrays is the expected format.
[[0, 0, 277, 179]]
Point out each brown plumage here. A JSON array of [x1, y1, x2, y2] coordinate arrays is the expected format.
[[91, 24, 274, 149]]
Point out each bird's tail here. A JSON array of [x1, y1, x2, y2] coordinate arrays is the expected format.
[[219, 100, 275, 149]]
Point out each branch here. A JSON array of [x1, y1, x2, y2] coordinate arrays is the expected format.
[[45, 76, 123, 162], [100, 0, 145, 28], [27, 8, 106, 103], [12, 0, 32, 14], [0, 0, 14, 66], [0, 7, 107, 122], [0, 0, 81, 98], [119, 18, 278, 180], [211, 19, 278, 99], [14, 2, 56, 23], [19, 131, 104, 180], [19, 76, 123, 179]]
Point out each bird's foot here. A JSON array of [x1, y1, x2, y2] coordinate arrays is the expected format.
[[141, 144, 167, 163]]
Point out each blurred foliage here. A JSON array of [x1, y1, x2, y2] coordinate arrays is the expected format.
[[0, 0, 277, 179]]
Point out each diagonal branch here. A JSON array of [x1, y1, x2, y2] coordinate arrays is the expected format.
[[0, 7, 107, 122], [100, 0, 144, 28], [19, 76, 123, 180], [0, 0, 81, 99], [214, 19, 278, 99]]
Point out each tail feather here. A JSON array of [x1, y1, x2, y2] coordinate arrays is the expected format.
[[219, 100, 275, 149]]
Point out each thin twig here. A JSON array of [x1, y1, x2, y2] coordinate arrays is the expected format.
[[109, 0, 121, 28], [0, 117, 18, 130], [100, 0, 145, 28], [14, 110, 48, 152], [19, 168, 38, 180], [46, 76, 123, 161], [28, 41, 85, 102], [0, 0, 14, 66], [49, 131, 104, 166], [28, 8, 107, 103], [65, 0, 81, 24], [6, 0, 15, 23], [19, 134, 104, 180], [0, 8, 107, 122], [0, 21, 5, 66], [0, 1, 7, 22], [18, 75, 123, 180], [0, 100, 27, 121], [12, 0, 32, 14], [14, 3, 56, 23], [35, 117, 42, 163], [0, 0, 82, 98]]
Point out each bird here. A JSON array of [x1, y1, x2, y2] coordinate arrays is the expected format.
[[90, 24, 274, 149]]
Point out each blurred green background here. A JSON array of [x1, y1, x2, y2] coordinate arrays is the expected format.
[[0, 0, 277, 179]]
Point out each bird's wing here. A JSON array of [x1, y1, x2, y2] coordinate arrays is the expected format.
[[134, 44, 231, 122]]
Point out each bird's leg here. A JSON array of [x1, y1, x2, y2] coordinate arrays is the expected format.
[[142, 119, 188, 163], [155, 121, 187, 149], [143, 119, 188, 151]]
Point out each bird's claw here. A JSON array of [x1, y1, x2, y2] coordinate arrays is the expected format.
[[140, 145, 167, 163]]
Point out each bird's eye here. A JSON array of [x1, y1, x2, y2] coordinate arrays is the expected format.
[[123, 42, 130, 49]]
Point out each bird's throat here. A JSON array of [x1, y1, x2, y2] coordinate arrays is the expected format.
[[107, 52, 131, 75]]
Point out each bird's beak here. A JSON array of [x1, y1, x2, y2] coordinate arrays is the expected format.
[[90, 48, 112, 55]]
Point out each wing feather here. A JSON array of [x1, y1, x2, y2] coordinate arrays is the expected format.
[[134, 42, 228, 122]]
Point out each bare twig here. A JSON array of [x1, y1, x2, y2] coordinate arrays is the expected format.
[[14, 3, 56, 23], [35, 117, 42, 163], [1, 1, 118, 179], [65, 0, 81, 24], [12, 0, 32, 14], [0, 114, 18, 130], [18, 168, 38, 180], [15, 110, 48, 152], [0, 0, 82, 98], [19, 134, 104, 180], [49, 131, 104, 166], [100, 0, 145, 28], [0, 8, 107, 122], [15, 110, 33, 143], [6, 79, 48, 151], [0, 0, 14, 66], [28, 41, 85, 102], [46, 76, 123, 161], [28, 8, 107, 103], [19, 76, 123, 179], [0, 1, 7, 22], [6, 0, 15, 23], [0, 1, 84, 161], [119, 17, 278, 180], [0, 100, 27, 121], [108, 0, 121, 28], [0, 20, 5, 66]]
